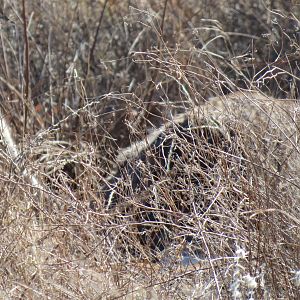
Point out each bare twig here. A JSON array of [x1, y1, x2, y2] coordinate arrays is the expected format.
[[160, 0, 169, 36], [21, 0, 30, 136], [0, 108, 42, 190], [88, 0, 109, 75]]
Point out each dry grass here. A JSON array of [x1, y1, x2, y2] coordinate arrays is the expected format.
[[0, 0, 300, 299]]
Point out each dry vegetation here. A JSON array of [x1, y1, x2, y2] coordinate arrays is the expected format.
[[0, 0, 300, 299]]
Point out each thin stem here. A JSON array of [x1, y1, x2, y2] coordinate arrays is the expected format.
[[22, 0, 30, 136], [88, 0, 109, 75]]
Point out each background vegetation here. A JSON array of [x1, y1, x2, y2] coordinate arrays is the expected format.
[[0, 0, 299, 298]]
